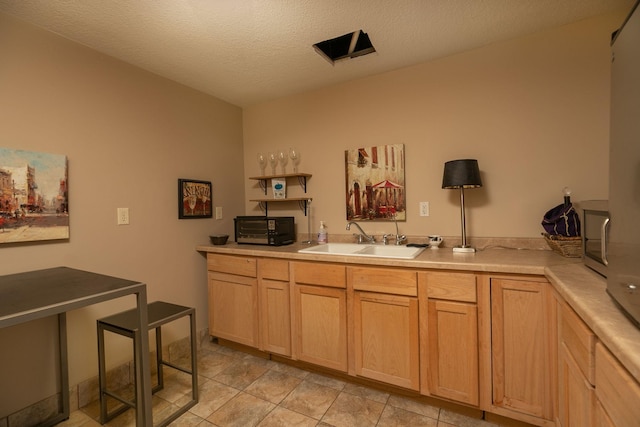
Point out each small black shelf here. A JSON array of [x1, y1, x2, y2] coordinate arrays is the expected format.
[[249, 173, 312, 215]]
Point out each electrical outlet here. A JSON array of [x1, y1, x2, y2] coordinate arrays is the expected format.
[[419, 201, 430, 217], [215, 206, 223, 220], [117, 208, 129, 225]]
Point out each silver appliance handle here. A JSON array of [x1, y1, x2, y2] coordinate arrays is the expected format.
[[602, 217, 610, 266]]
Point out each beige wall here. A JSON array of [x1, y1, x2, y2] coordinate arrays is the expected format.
[[243, 12, 624, 242], [0, 6, 629, 418], [0, 12, 245, 415]]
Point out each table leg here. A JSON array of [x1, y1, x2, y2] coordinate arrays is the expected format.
[[134, 288, 152, 426], [58, 313, 70, 420]]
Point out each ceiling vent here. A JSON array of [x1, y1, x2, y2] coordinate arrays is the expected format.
[[313, 30, 376, 65]]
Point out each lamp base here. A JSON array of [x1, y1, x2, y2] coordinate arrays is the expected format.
[[453, 246, 476, 253]]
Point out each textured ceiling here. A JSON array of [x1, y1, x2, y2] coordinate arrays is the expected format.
[[0, 0, 633, 107]]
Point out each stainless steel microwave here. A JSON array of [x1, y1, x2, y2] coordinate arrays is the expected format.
[[579, 200, 609, 277], [234, 216, 295, 246]]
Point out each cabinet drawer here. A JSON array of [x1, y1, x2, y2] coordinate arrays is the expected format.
[[595, 342, 640, 427], [207, 254, 257, 277], [560, 301, 596, 385], [348, 266, 417, 296], [259, 258, 289, 281], [292, 262, 346, 288], [422, 271, 476, 302]]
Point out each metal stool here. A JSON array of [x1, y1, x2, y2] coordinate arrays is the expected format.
[[97, 301, 198, 426]]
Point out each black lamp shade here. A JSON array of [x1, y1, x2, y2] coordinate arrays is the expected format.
[[442, 159, 482, 189]]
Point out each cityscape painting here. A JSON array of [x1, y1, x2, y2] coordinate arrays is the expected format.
[[0, 148, 69, 244], [345, 144, 406, 221]]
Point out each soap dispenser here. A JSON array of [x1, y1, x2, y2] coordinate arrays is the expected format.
[[318, 221, 328, 243]]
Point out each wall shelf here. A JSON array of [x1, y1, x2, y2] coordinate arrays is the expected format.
[[249, 173, 312, 195], [249, 197, 312, 216], [248, 173, 312, 215]]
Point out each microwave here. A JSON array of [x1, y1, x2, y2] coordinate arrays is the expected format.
[[234, 216, 295, 246], [580, 200, 609, 277]]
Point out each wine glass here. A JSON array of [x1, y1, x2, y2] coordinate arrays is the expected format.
[[257, 152, 267, 176], [187, 195, 197, 214], [289, 147, 300, 173], [268, 152, 278, 175], [278, 148, 288, 174]]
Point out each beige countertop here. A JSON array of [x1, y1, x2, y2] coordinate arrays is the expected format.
[[196, 242, 640, 384], [196, 242, 579, 275]]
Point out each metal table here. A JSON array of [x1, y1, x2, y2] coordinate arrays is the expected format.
[[0, 267, 153, 426]]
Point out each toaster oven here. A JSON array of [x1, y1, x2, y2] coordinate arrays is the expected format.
[[234, 216, 295, 246]]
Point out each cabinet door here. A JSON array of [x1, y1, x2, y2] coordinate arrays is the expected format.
[[293, 284, 347, 371], [427, 299, 478, 405], [208, 271, 258, 347], [260, 278, 291, 356], [595, 342, 640, 427], [558, 343, 595, 427], [353, 291, 419, 390], [259, 258, 291, 356], [593, 399, 616, 427], [491, 277, 554, 422], [557, 299, 596, 427]]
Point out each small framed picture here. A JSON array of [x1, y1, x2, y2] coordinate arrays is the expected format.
[[178, 179, 212, 219]]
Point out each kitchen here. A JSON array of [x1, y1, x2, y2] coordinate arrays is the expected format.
[[0, 1, 638, 426]]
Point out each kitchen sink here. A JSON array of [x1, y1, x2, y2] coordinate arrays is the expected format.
[[298, 243, 425, 259]]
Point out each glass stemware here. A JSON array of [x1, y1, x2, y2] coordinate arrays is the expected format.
[[187, 195, 197, 214], [268, 152, 278, 175], [257, 152, 267, 176], [278, 149, 288, 174], [289, 147, 300, 173]]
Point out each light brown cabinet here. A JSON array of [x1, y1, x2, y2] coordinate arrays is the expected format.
[[557, 300, 596, 427], [207, 254, 259, 347], [419, 271, 480, 406], [204, 252, 640, 427], [486, 275, 555, 426], [292, 261, 348, 372], [258, 258, 291, 356], [349, 266, 420, 390], [595, 342, 640, 427], [594, 400, 616, 427]]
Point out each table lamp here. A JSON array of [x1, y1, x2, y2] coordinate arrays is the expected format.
[[442, 159, 483, 253]]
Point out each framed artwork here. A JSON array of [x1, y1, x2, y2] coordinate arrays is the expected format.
[[178, 179, 212, 219], [345, 144, 406, 221], [0, 148, 69, 244]]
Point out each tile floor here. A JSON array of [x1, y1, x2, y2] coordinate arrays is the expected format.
[[60, 339, 499, 427]]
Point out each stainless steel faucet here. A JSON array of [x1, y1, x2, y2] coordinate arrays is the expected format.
[[346, 221, 375, 243], [393, 214, 407, 245]]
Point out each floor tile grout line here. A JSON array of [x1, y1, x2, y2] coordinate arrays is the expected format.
[[74, 341, 472, 427], [200, 342, 443, 426]]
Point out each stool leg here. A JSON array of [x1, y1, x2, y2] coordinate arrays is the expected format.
[[189, 311, 198, 401], [156, 326, 164, 391], [97, 322, 108, 424]]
